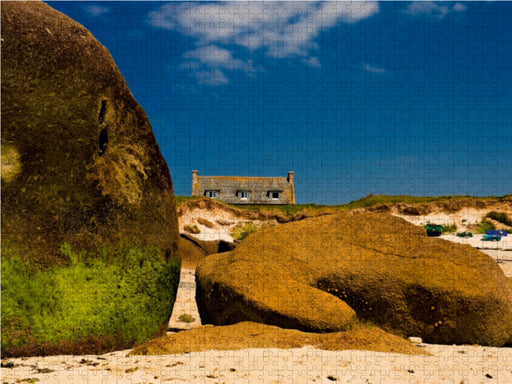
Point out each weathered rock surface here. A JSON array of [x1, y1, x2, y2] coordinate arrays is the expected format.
[[1, 2, 179, 262], [180, 234, 236, 268], [131, 321, 428, 356], [196, 212, 512, 346], [180, 235, 208, 269]]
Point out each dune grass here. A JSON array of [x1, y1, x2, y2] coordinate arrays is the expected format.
[[175, 194, 511, 218], [175, 195, 206, 207]]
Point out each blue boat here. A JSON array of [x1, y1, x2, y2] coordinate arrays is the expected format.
[[482, 234, 501, 241], [486, 230, 508, 237]]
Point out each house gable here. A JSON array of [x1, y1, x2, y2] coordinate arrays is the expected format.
[[192, 171, 295, 205]]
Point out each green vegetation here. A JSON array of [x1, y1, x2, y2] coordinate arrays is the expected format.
[[1, 244, 180, 356], [232, 203, 335, 216], [475, 220, 496, 234], [238, 194, 449, 214], [343, 193, 508, 210], [176, 194, 511, 219], [486, 211, 512, 226], [442, 224, 458, 234], [175, 195, 207, 207], [178, 314, 196, 323], [231, 222, 264, 241]]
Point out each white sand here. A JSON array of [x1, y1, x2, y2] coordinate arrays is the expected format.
[[2, 344, 511, 384], [441, 233, 512, 251]]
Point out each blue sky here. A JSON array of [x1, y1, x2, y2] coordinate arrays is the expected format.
[[48, 1, 511, 204]]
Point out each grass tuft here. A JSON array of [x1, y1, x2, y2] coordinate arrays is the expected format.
[[230, 222, 264, 241], [442, 224, 458, 234], [178, 314, 196, 323], [475, 220, 496, 234]]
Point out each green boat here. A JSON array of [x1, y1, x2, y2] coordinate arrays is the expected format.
[[426, 224, 443, 237]]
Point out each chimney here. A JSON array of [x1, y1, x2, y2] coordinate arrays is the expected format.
[[287, 171, 295, 204], [192, 170, 198, 196]]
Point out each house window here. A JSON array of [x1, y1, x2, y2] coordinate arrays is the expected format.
[[268, 191, 281, 200], [205, 190, 219, 198], [237, 190, 250, 200]]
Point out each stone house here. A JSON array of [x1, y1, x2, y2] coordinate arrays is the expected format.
[[191, 170, 295, 205]]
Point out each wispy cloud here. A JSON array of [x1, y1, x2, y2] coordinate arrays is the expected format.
[[404, 2, 467, 20], [183, 45, 255, 72], [195, 69, 229, 86], [148, 1, 379, 85], [452, 3, 467, 13], [302, 57, 321, 68], [364, 64, 386, 74], [84, 5, 110, 17]]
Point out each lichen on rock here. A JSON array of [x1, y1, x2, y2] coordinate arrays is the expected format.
[[1, 1, 179, 262], [1, 144, 22, 183], [196, 211, 512, 346]]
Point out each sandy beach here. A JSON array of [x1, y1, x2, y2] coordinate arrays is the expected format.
[[2, 343, 512, 384]]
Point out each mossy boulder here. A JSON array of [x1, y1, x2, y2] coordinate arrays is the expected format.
[[196, 212, 512, 346], [1, 2, 179, 263]]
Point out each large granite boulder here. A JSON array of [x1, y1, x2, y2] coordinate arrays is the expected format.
[[196, 212, 512, 346], [180, 234, 236, 268], [1, 2, 179, 262]]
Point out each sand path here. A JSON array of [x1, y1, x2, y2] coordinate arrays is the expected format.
[[167, 268, 202, 331]]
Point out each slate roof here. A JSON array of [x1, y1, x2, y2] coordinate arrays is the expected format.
[[192, 171, 295, 205]]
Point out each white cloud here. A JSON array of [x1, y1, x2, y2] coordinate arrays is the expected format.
[[183, 45, 254, 72], [303, 57, 321, 68], [195, 69, 229, 86], [405, 2, 467, 19], [154, 1, 379, 56], [452, 3, 467, 13], [84, 5, 110, 17], [364, 64, 386, 74], [148, 1, 378, 85]]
